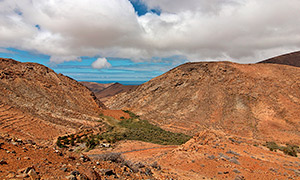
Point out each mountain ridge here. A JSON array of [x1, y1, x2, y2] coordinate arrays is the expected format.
[[258, 51, 300, 67]]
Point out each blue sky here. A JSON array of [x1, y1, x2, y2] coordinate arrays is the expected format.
[[0, 48, 186, 85], [0, 1, 184, 85], [0, 0, 187, 84], [1, 0, 300, 85]]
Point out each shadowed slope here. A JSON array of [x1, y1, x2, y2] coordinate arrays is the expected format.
[[259, 51, 300, 67]]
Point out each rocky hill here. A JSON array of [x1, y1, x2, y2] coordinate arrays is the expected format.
[[258, 51, 300, 67], [80, 81, 114, 94], [107, 61, 300, 144], [82, 82, 137, 102], [0, 58, 106, 144]]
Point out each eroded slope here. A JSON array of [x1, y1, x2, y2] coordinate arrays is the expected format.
[[0, 58, 105, 143]]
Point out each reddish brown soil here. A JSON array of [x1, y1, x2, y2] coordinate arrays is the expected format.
[[0, 134, 158, 179], [101, 109, 130, 120], [86, 131, 300, 180]]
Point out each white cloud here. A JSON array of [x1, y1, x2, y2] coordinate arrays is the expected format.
[[92, 58, 112, 69], [0, 0, 300, 63]]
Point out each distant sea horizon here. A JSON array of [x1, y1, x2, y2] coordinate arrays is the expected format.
[[80, 80, 147, 85]]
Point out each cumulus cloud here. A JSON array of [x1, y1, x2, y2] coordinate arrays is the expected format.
[[0, 0, 300, 63], [92, 58, 112, 69]]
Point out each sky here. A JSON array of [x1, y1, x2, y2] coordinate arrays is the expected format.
[[1, 0, 300, 84]]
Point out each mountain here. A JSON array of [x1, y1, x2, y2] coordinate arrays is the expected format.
[[0, 58, 106, 144], [107, 61, 300, 144], [82, 82, 137, 102], [258, 51, 300, 67], [80, 81, 114, 93]]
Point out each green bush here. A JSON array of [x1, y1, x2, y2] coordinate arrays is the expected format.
[[266, 141, 299, 157], [123, 110, 140, 119], [118, 119, 191, 145], [266, 141, 280, 151]]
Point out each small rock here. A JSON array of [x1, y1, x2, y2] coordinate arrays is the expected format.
[[85, 169, 101, 180], [145, 168, 153, 176], [24, 157, 30, 160], [6, 172, 15, 178], [0, 159, 8, 165], [104, 169, 116, 176], [71, 170, 80, 176], [61, 167, 68, 172], [96, 161, 100, 165], [235, 175, 246, 180], [219, 153, 230, 160], [226, 150, 240, 156], [28, 169, 40, 180], [68, 156, 76, 160], [229, 157, 240, 165], [16, 173, 29, 178], [19, 166, 33, 174], [208, 155, 215, 160], [66, 175, 77, 180], [11, 150, 16, 154], [78, 174, 89, 180], [233, 169, 241, 174], [269, 168, 278, 173]]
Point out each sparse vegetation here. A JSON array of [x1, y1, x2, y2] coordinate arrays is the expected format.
[[123, 110, 140, 119], [56, 110, 191, 150], [265, 141, 299, 157]]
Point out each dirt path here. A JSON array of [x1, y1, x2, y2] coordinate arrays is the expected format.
[[87, 145, 177, 159]]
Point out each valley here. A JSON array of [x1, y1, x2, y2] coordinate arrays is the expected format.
[[1, 54, 300, 179]]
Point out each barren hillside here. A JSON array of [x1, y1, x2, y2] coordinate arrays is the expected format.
[[259, 51, 300, 67], [82, 82, 137, 102], [107, 61, 300, 144], [0, 58, 106, 144]]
